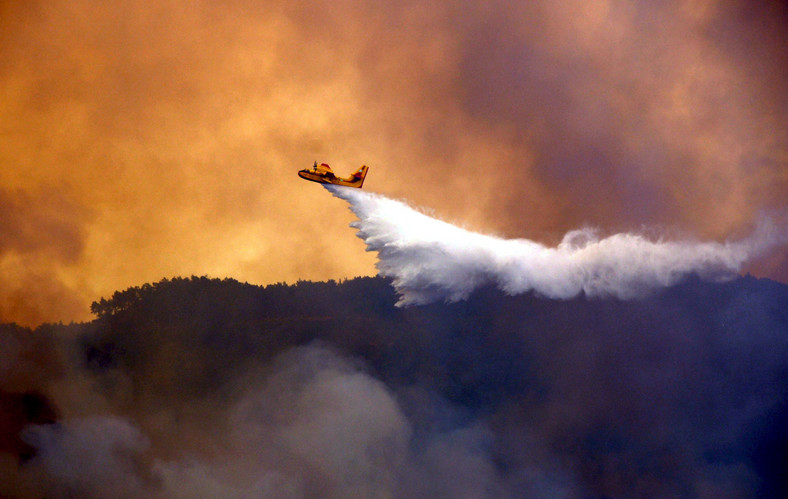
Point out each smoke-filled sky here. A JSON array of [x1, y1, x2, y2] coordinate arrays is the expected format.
[[1, 0, 786, 325]]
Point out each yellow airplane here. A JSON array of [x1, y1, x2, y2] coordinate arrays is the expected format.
[[298, 162, 369, 188]]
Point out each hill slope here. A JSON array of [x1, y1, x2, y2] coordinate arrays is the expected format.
[[2, 275, 787, 497]]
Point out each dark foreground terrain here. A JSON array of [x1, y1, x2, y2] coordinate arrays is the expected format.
[[2, 275, 787, 497]]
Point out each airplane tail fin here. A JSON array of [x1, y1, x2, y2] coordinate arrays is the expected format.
[[347, 165, 369, 188]]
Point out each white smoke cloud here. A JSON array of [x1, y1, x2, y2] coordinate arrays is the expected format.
[[21, 416, 152, 498], [15, 342, 519, 498], [327, 185, 779, 304], [230, 343, 412, 497]]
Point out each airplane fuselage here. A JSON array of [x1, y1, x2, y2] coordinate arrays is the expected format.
[[298, 163, 368, 188]]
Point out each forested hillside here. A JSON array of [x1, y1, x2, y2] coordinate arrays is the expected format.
[[2, 275, 787, 497]]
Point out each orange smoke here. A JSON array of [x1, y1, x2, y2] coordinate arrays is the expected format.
[[0, 0, 785, 325]]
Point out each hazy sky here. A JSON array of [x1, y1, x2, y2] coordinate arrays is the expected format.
[[1, 0, 786, 325]]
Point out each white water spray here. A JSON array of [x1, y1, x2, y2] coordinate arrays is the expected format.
[[326, 185, 778, 305]]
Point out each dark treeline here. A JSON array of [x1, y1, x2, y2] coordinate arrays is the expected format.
[[2, 274, 788, 497]]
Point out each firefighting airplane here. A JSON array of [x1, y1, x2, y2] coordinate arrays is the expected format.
[[298, 162, 369, 188]]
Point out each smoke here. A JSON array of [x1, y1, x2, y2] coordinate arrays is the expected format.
[[0, 0, 785, 324], [21, 417, 153, 498], [229, 344, 412, 497], [327, 185, 781, 305], [10, 343, 515, 498]]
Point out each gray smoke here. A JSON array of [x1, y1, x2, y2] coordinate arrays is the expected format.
[[16, 343, 516, 498]]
